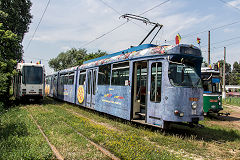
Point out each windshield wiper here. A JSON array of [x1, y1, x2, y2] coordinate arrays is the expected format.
[[193, 78, 201, 88]]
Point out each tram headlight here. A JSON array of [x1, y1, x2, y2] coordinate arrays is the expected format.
[[218, 96, 221, 101], [191, 102, 197, 109], [219, 102, 221, 106]]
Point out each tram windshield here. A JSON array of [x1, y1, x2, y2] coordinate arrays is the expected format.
[[201, 73, 221, 93], [168, 63, 201, 87], [22, 66, 43, 84]]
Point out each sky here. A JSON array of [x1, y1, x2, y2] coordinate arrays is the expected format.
[[22, 0, 240, 74]]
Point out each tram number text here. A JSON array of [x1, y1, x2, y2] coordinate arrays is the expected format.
[[189, 97, 199, 101]]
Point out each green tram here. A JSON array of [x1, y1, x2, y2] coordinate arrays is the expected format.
[[201, 67, 223, 115]]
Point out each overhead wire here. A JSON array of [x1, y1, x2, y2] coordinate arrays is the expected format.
[[98, 0, 148, 31], [218, 0, 240, 13], [165, 18, 240, 43], [140, 0, 170, 15], [25, 0, 51, 51], [80, 0, 170, 48], [201, 35, 240, 48]]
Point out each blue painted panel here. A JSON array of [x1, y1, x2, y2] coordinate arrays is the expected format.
[[95, 85, 131, 120], [57, 70, 78, 103], [204, 91, 212, 93], [212, 78, 220, 83], [146, 60, 204, 126]]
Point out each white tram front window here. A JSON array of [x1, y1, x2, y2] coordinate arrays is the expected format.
[[22, 66, 43, 84], [168, 63, 201, 87]]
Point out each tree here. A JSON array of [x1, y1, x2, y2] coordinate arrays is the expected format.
[[49, 48, 87, 71], [0, 0, 32, 106], [216, 60, 231, 85], [0, 0, 32, 41], [0, 23, 20, 104], [229, 61, 240, 85], [49, 48, 107, 71], [83, 50, 107, 63]]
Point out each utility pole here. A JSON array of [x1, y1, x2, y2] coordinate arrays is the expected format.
[[222, 47, 226, 99], [208, 31, 210, 66]]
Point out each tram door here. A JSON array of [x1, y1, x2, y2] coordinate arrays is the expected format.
[[132, 61, 148, 121], [147, 60, 164, 125], [86, 68, 98, 108]]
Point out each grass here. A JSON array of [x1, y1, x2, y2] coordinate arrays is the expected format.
[[223, 97, 240, 106], [29, 102, 179, 160], [58, 102, 240, 160], [1, 97, 240, 159], [0, 106, 54, 159]]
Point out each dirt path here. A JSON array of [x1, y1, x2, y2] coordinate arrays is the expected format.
[[209, 104, 240, 130]]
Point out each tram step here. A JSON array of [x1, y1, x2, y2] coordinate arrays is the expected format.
[[135, 112, 146, 117]]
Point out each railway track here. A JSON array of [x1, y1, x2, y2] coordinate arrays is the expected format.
[[25, 106, 120, 160]]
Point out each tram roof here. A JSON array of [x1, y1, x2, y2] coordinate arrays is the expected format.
[[83, 44, 157, 64], [59, 66, 78, 74], [17, 63, 44, 69], [80, 44, 201, 69]]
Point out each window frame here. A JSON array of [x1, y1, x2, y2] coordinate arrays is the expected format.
[[68, 72, 75, 85], [79, 70, 86, 85], [111, 61, 129, 86], [150, 62, 162, 103], [98, 64, 111, 85]]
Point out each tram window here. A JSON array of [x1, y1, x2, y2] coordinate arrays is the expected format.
[[79, 70, 86, 85], [87, 71, 91, 94], [60, 75, 64, 85], [112, 62, 129, 86], [54, 76, 57, 84], [68, 74, 74, 85], [46, 77, 49, 84], [93, 70, 96, 95], [64, 75, 69, 85], [169, 63, 201, 88], [98, 64, 111, 85], [150, 62, 162, 102], [18, 73, 21, 84]]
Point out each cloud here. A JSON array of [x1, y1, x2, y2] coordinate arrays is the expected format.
[[60, 46, 71, 51], [228, 0, 240, 7], [23, 0, 240, 74], [223, 28, 234, 33]]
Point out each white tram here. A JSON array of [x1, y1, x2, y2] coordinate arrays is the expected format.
[[13, 63, 45, 101]]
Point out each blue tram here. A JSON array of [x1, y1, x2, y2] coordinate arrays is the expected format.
[[47, 44, 204, 129]]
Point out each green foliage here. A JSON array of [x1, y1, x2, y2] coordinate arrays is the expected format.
[[0, 107, 54, 159], [0, 0, 32, 40], [216, 60, 232, 85], [49, 48, 88, 71], [0, 0, 32, 106], [49, 48, 107, 71], [0, 23, 18, 105], [229, 61, 240, 85], [223, 97, 240, 106]]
